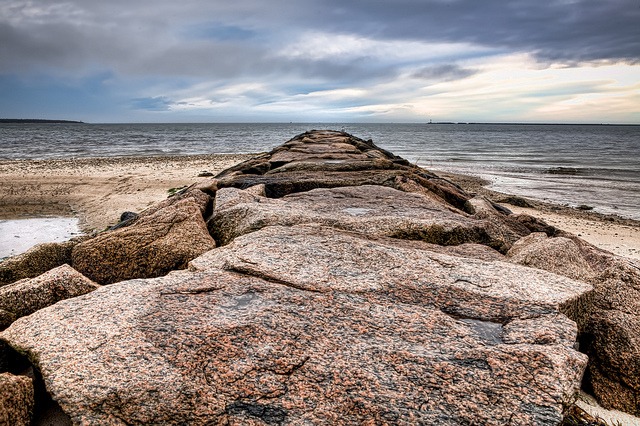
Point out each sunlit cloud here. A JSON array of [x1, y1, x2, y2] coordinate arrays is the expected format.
[[0, 0, 638, 122]]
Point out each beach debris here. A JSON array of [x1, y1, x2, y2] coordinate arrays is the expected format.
[[0, 130, 637, 423], [107, 211, 139, 231], [167, 185, 188, 196]]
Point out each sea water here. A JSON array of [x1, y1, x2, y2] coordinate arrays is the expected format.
[[1, 122, 639, 220]]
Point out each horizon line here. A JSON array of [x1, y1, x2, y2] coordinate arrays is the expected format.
[[2, 119, 640, 126]]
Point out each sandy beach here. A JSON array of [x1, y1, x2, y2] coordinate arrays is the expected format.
[[0, 155, 639, 261], [436, 171, 640, 261], [0, 154, 255, 233]]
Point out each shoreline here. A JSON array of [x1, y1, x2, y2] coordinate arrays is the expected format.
[[0, 155, 638, 261], [438, 171, 640, 261], [0, 154, 256, 233]]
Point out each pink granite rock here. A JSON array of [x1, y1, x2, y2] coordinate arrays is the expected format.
[[209, 185, 521, 252], [508, 232, 640, 415], [213, 130, 471, 211], [1, 265, 587, 425], [0, 239, 85, 287], [0, 372, 33, 426], [0, 130, 623, 423], [72, 190, 215, 284], [0, 264, 98, 328], [193, 224, 591, 321]]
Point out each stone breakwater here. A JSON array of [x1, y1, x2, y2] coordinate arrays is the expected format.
[[0, 130, 638, 425]]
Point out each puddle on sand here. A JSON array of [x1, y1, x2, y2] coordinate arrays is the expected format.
[[0, 217, 82, 259]]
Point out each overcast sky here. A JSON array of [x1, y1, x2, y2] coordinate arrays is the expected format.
[[1, 0, 639, 123]]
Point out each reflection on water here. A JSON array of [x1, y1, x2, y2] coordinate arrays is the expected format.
[[0, 217, 81, 259]]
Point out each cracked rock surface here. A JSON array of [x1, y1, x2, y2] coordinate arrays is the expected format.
[[2, 267, 587, 425], [1, 130, 629, 424]]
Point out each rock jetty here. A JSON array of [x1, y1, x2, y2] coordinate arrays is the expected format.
[[0, 130, 638, 424]]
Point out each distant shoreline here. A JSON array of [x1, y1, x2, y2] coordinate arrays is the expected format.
[[0, 119, 84, 124], [1, 119, 638, 126]]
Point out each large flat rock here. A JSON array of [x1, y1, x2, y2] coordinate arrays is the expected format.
[[210, 185, 521, 252], [2, 265, 587, 425], [193, 224, 591, 321]]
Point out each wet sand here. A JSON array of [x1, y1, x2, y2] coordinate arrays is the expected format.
[[0, 156, 638, 261], [0, 154, 255, 233]]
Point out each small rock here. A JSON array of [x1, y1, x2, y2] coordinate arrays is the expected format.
[[0, 372, 34, 426], [497, 195, 534, 208], [0, 264, 99, 326]]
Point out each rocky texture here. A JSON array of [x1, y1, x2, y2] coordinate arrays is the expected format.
[[192, 224, 591, 321], [0, 372, 34, 426], [210, 186, 521, 252], [209, 130, 471, 211], [72, 189, 215, 284], [0, 239, 85, 287], [2, 266, 587, 425], [508, 232, 640, 416], [0, 264, 98, 329], [0, 130, 635, 423], [0, 309, 15, 330]]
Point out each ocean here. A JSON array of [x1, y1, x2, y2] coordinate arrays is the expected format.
[[1, 122, 639, 220]]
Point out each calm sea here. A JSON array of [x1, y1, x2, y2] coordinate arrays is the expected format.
[[1, 122, 639, 220]]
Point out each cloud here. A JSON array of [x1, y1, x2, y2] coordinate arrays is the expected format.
[[181, 23, 256, 41], [2, 0, 638, 78], [0, 0, 638, 122], [315, 0, 640, 64], [412, 64, 478, 82], [131, 97, 172, 111]]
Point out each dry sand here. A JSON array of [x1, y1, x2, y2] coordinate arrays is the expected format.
[[439, 171, 640, 261], [0, 154, 255, 233], [0, 156, 638, 262]]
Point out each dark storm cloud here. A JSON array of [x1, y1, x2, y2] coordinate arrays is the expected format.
[[1, 0, 637, 80], [317, 0, 640, 64]]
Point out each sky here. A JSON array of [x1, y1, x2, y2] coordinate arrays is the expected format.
[[0, 0, 639, 123]]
